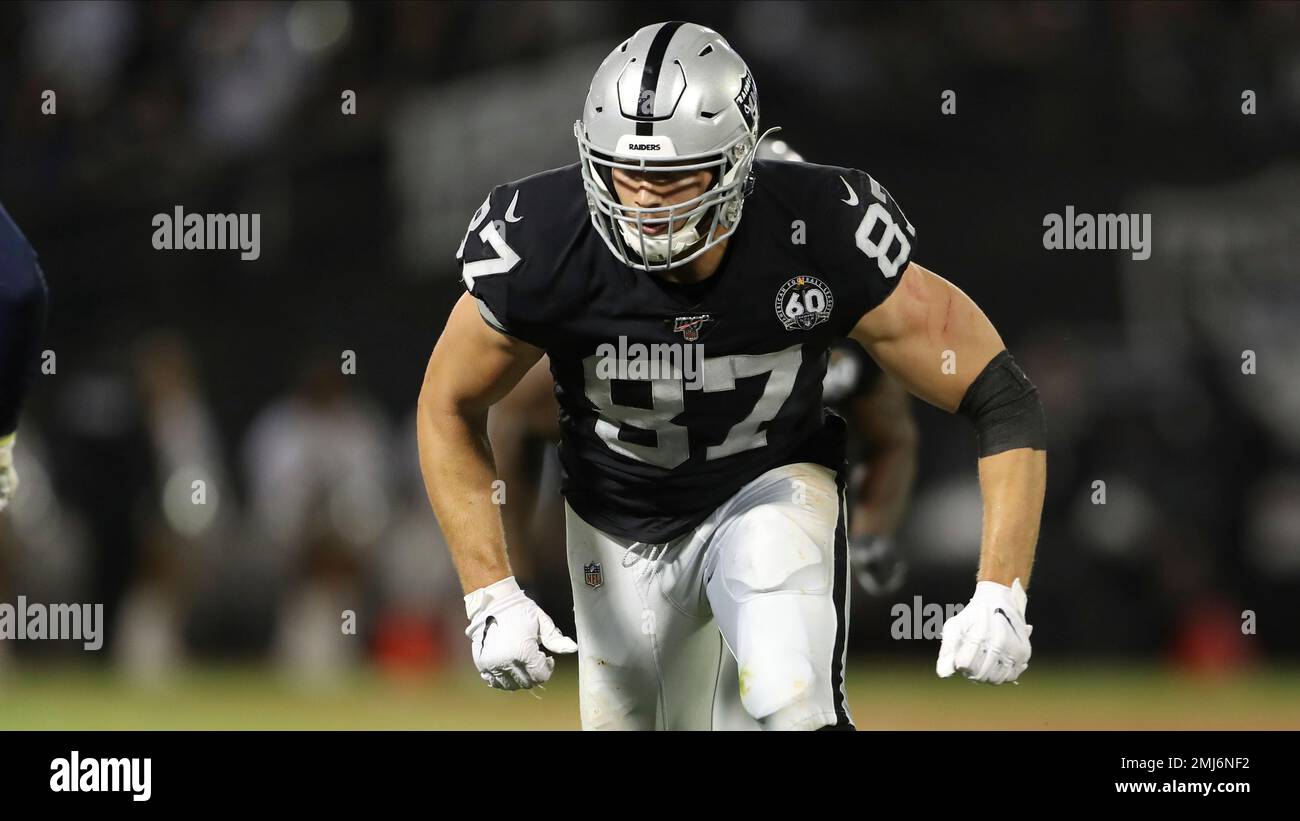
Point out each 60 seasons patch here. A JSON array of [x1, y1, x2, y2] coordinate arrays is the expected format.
[[776, 275, 834, 331]]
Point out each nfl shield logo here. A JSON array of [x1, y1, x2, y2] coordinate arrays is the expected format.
[[670, 313, 713, 341], [584, 562, 604, 589]]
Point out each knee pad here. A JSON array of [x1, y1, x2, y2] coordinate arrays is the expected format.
[[736, 648, 817, 724]]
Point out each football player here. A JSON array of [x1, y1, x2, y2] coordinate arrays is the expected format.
[[418, 22, 1046, 730], [0, 202, 49, 514]]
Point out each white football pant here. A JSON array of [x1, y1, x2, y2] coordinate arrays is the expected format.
[[565, 462, 853, 731]]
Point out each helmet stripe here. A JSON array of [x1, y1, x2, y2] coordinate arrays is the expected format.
[[634, 20, 687, 135]]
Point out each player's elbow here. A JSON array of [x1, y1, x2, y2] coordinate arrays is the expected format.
[[416, 387, 461, 472], [417, 376, 460, 434], [417, 370, 487, 451]]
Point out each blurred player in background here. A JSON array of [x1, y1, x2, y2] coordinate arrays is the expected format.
[[420, 22, 1046, 730], [489, 139, 919, 601], [0, 202, 49, 514]]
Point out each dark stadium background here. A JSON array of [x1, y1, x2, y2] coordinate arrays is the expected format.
[[1, 1, 1298, 728]]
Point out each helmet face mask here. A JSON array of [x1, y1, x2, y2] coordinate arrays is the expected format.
[[577, 124, 753, 271], [575, 22, 767, 273]]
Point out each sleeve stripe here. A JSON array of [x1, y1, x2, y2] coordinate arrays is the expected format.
[[474, 296, 510, 335]]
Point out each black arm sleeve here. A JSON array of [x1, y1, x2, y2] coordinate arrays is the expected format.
[[957, 350, 1047, 456], [0, 204, 49, 436]]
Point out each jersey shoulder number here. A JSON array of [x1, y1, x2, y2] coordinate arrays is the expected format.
[[794, 162, 918, 324], [839, 168, 915, 281], [456, 187, 522, 290], [806, 164, 915, 283], [454, 165, 583, 345]]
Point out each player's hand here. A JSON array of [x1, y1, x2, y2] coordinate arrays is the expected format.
[[0, 433, 18, 514], [849, 534, 906, 596], [464, 575, 577, 690], [936, 578, 1032, 684]]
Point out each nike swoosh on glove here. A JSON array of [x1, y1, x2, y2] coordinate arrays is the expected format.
[[0, 433, 17, 514], [936, 578, 1033, 684], [464, 576, 578, 691]]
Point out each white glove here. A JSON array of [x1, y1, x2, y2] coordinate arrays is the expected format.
[[937, 578, 1033, 684], [464, 576, 577, 690], [0, 433, 17, 514]]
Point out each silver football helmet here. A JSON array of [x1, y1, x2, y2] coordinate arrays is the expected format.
[[575, 22, 774, 272]]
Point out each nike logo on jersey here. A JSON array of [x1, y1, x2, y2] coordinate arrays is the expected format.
[[994, 608, 1020, 639], [504, 190, 522, 223], [838, 176, 858, 206]]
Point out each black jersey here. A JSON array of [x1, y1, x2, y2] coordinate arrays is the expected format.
[[822, 338, 882, 412], [458, 159, 915, 542]]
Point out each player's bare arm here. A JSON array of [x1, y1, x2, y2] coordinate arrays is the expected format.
[[841, 368, 918, 596], [418, 294, 576, 692], [852, 261, 1046, 684], [485, 354, 559, 580], [846, 372, 918, 540], [418, 291, 541, 593]]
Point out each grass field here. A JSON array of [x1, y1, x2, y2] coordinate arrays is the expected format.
[[3, 660, 1298, 729]]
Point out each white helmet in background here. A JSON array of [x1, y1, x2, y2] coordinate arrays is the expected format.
[[755, 138, 804, 163], [575, 21, 772, 272]]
